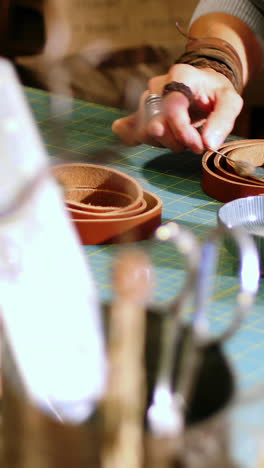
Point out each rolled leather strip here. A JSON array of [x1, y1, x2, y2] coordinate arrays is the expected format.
[[209, 139, 264, 184], [66, 188, 135, 211], [72, 190, 162, 245], [225, 143, 264, 183], [51, 163, 162, 245], [52, 163, 144, 213], [68, 198, 148, 220], [202, 141, 264, 203], [214, 155, 263, 186]]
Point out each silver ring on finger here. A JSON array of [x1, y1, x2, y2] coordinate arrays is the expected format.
[[144, 94, 162, 121]]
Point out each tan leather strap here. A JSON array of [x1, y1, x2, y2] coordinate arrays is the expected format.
[[52, 163, 143, 212], [51, 163, 162, 245]]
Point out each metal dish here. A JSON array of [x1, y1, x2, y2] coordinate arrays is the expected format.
[[217, 195, 264, 269]]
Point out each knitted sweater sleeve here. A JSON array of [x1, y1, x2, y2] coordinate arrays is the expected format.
[[190, 0, 264, 46]]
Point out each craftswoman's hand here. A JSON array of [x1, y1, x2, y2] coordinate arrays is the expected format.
[[112, 63, 243, 154]]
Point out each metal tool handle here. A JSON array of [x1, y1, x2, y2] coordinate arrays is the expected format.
[[203, 224, 260, 345], [147, 222, 201, 437]]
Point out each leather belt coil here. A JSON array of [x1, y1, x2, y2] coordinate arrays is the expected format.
[[51, 163, 162, 245], [201, 140, 264, 203]]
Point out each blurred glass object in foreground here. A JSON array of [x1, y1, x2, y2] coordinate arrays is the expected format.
[[0, 58, 107, 424]]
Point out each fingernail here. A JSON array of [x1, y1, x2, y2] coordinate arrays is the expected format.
[[148, 121, 164, 137], [207, 130, 224, 149], [112, 119, 120, 131]]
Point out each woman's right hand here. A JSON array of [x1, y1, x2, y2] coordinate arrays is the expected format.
[[112, 63, 243, 154]]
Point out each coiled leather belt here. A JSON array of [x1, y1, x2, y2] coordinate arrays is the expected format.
[[201, 139, 264, 203], [51, 163, 162, 245]]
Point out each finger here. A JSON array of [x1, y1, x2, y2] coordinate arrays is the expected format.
[[162, 92, 205, 154], [112, 112, 141, 146], [112, 109, 165, 148], [137, 92, 185, 151], [135, 91, 166, 146], [146, 75, 169, 137], [113, 88, 189, 152], [147, 113, 166, 138], [112, 90, 161, 146], [201, 88, 243, 149], [146, 119, 186, 152]]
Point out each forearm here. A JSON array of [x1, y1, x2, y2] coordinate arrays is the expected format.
[[188, 12, 263, 88]]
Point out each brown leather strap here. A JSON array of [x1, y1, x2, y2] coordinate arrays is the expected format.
[[71, 190, 162, 245], [51, 163, 162, 245], [201, 140, 264, 202], [68, 198, 148, 220], [214, 154, 262, 186]]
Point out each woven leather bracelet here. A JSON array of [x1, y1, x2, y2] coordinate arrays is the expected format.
[[175, 35, 243, 95]]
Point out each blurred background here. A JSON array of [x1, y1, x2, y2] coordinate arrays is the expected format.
[[0, 1, 264, 135]]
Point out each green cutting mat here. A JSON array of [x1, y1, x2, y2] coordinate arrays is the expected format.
[[25, 87, 264, 466]]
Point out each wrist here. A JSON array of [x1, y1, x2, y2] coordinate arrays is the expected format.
[[188, 13, 263, 86], [175, 35, 243, 94]]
